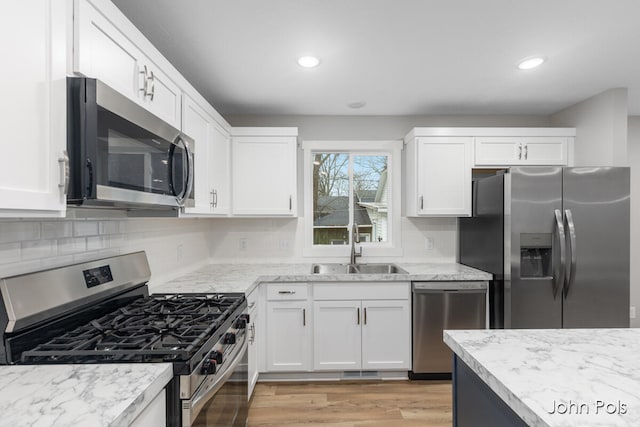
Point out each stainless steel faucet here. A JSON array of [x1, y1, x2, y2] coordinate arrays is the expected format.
[[350, 223, 362, 265]]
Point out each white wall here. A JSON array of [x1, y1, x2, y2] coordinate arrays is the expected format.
[[628, 116, 640, 327], [550, 88, 628, 166], [212, 114, 551, 263], [0, 213, 211, 291]]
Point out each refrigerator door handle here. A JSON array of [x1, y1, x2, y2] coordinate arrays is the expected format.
[[564, 209, 577, 297], [553, 209, 567, 298]]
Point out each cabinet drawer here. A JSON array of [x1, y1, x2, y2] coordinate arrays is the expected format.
[[266, 283, 308, 300], [313, 282, 410, 301]]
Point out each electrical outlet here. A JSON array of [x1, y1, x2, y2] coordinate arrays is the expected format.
[[177, 244, 183, 261], [631, 306, 636, 319], [425, 237, 434, 250], [239, 238, 247, 251]]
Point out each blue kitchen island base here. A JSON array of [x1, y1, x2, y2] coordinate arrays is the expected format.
[[453, 355, 527, 427]]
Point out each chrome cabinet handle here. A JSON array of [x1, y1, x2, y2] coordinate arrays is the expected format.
[[289, 195, 292, 211], [278, 290, 296, 294], [213, 189, 218, 208], [148, 70, 155, 101], [553, 209, 567, 298], [139, 65, 148, 96], [420, 195, 424, 210], [364, 307, 367, 325], [524, 143, 528, 160], [518, 143, 523, 160], [249, 324, 255, 343], [58, 150, 69, 195], [302, 308, 306, 326], [210, 190, 215, 207], [357, 307, 360, 325], [564, 209, 577, 297]]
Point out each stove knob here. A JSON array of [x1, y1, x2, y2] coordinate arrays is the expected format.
[[209, 350, 223, 364], [200, 358, 217, 375], [240, 313, 250, 324], [223, 332, 236, 344], [234, 318, 247, 329]]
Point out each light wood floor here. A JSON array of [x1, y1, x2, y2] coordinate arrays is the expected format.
[[247, 380, 453, 427]]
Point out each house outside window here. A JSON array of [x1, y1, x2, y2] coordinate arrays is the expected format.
[[303, 141, 402, 258]]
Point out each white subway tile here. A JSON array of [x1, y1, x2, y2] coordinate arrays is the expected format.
[[0, 222, 40, 244], [87, 236, 108, 251], [109, 234, 126, 249], [58, 238, 87, 255], [0, 259, 41, 278], [41, 222, 73, 239], [40, 255, 74, 269], [0, 243, 21, 265], [73, 249, 120, 263], [99, 221, 121, 235], [21, 240, 56, 260], [73, 221, 99, 237]]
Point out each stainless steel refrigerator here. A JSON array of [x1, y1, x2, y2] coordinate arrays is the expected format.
[[459, 166, 630, 329]]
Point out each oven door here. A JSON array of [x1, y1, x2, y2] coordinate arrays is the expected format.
[[67, 77, 194, 208], [185, 333, 248, 427]]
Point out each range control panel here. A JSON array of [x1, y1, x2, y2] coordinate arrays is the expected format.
[[82, 265, 114, 288]]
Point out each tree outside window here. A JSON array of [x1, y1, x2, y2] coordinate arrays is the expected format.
[[312, 152, 388, 245]]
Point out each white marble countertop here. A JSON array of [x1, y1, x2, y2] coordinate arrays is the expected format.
[[151, 262, 492, 294], [444, 329, 640, 427], [0, 363, 173, 427]]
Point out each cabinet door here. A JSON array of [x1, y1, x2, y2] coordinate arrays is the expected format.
[[474, 137, 521, 165], [75, 0, 144, 104], [232, 136, 297, 216], [416, 137, 472, 216], [0, 0, 67, 217], [182, 96, 213, 214], [361, 300, 411, 370], [75, 0, 180, 129], [140, 62, 181, 129], [475, 137, 568, 166], [313, 301, 361, 371], [520, 137, 567, 165], [209, 124, 231, 215], [265, 301, 310, 371], [247, 288, 260, 399]]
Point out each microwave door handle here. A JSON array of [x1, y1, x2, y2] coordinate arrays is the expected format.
[[183, 140, 194, 206], [564, 209, 577, 297], [553, 209, 566, 298]]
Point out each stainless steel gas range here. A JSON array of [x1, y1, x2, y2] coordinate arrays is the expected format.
[[0, 252, 248, 427]]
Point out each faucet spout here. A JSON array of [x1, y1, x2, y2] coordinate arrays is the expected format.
[[350, 223, 362, 265]]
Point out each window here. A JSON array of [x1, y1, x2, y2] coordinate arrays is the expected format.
[[303, 141, 402, 257]]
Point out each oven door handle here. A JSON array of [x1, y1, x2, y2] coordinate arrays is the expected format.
[[183, 332, 247, 426]]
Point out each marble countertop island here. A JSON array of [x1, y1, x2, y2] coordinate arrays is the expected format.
[[444, 329, 640, 427], [152, 262, 491, 294], [0, 363, 173, 427]]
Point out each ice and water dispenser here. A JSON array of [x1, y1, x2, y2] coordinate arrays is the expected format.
[[520, 233, 552, 278]]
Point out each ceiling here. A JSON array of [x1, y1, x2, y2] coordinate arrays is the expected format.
[[112, 0, 640, 117]]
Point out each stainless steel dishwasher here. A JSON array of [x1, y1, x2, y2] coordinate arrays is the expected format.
[[410, 281, 487, 379]]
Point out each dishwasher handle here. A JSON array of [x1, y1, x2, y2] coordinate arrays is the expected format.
[[412, 281, 487, 293], [413, 288, 487, 294]]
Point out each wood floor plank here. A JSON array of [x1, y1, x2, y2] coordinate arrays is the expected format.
[[248, 380, 452, 426]]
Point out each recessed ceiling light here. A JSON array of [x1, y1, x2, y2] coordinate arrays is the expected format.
[[517, 56, 546, 70], [347, 101, 366, 109], [297, 56, 320, 68]]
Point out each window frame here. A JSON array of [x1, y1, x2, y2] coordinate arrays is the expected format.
[[302, 140, 403, 258]]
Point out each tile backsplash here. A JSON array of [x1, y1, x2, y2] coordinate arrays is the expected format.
[[0, 216, 211, 286]]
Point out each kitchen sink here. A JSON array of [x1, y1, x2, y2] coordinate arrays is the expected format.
[[311, 263, 407, 275]]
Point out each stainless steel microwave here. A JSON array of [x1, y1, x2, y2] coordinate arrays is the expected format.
[[66, 77, 194, 210]]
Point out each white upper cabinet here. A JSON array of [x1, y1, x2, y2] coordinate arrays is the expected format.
[[405, 135, 472, 217], [0, 0, 68, 217], [231, 128, 298, 216], [74, 0, 181, 128], [181, 95, 230, 216], [475, 136, 569, 166]]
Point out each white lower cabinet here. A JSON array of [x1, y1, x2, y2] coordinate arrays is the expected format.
[[312, 283, 411, 372], [129, 389, 166, 427], [264, 284, 311, 371], [247, 287, 259, 399]]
